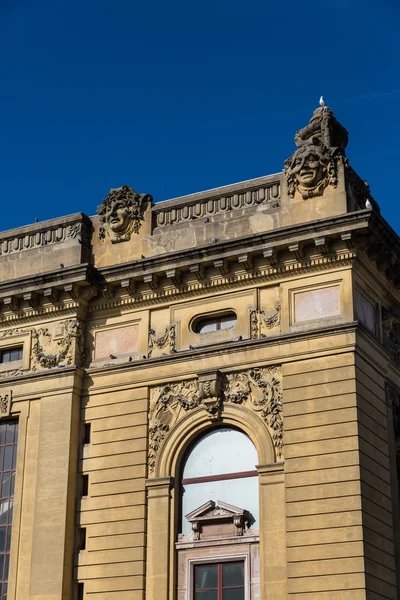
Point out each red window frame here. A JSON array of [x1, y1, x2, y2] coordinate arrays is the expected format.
[[194, 560, 245, 600]]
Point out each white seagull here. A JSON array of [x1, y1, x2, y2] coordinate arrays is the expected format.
[[319, 96, 326, 107]]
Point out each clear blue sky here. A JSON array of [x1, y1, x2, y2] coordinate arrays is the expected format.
[[1, 0, 399, 233]]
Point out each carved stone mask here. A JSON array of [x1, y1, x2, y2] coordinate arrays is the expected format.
[[106, 200, 130, 234], [97, 185, 152, 243], [285, 143, 333, 200], [291, 152, 326, 188]]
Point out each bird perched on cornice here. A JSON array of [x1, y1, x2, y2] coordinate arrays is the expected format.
[[319, 96, 326, 107]]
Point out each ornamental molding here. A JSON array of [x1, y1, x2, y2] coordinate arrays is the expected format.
[[153, 181, 280, 228], [0, 216, 91, 258], [249, 303, 281, 339], [148, 324, 176, 357], [148, 366, 283, 476], [0, 389, 12, 417]]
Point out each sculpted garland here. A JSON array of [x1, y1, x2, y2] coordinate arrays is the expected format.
[[0, 319, 85, 375], [148, 366, 283, 475]]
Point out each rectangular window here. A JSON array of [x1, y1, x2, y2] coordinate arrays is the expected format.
[[0, 421, 18, 600], [194, 561, 244, 600], [0, 348, 22, 365]]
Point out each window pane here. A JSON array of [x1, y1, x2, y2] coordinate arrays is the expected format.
[[182, 476, 258, 535], [4, 428, 13, 446], [3, 449, 11, 473], [195, 592, 218, 600], [1, 475, 10, 500], [0, 502, 8, 526], [0, 422, 17, 599], [220, 314, 237, 330], [223, 590, 244, 600], [222, 562, 244, 587], [183, 429, 257, 479], [195, 564, 218, 590], [0, 529, 5, 553]]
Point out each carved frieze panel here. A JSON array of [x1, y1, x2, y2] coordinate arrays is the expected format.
[[249, 303, 281, 339], [148, 366, 283, 476], [148, 324, 176, 358], [0, 390, 12, 417], [0, 319, 85, 376]]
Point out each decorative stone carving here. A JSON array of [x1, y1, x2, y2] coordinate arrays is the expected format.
[[382, 308, 400, 364], [148, 324, 176, 357], [148, 366, 283, 475], [249, 303, 281, 339], [148, 380, 201, 474], [31, 319, 85, 370], [285, 104, 348, 199], [0, 320, 85, 375], [225, 367, 283, 458], [97, 185, 152, 243], [197, 369, 224, 419], [0, 390, 12, 417]]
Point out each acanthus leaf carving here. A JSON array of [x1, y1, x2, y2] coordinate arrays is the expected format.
[[148, 366, 283, 476], [225, 366, 283, 459]]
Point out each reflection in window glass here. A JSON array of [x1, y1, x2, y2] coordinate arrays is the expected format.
[[0, 422, 18, 600], [194, 313, 237, 334], [181, 429, 258, 534]]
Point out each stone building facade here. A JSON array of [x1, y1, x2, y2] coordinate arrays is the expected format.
[[0, 104, 399, 599]]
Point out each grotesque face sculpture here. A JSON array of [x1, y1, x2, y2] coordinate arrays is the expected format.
[[98, 185, 151, 243], [285, 143, 333, 199], [291, 152, 326, 188], [106, 200, 130, 234]]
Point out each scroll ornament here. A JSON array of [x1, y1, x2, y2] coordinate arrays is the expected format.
[[148, 366, 283, 475]]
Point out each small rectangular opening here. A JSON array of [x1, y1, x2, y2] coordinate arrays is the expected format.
[[77, 582, 84, 600], [79, 527, 86, 551], [0, 346, 23, 364], [83, 423, 91, 445], [82, 474, 89, 497]]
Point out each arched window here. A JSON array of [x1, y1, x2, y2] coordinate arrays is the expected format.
[[180, 428, 259, 535]]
